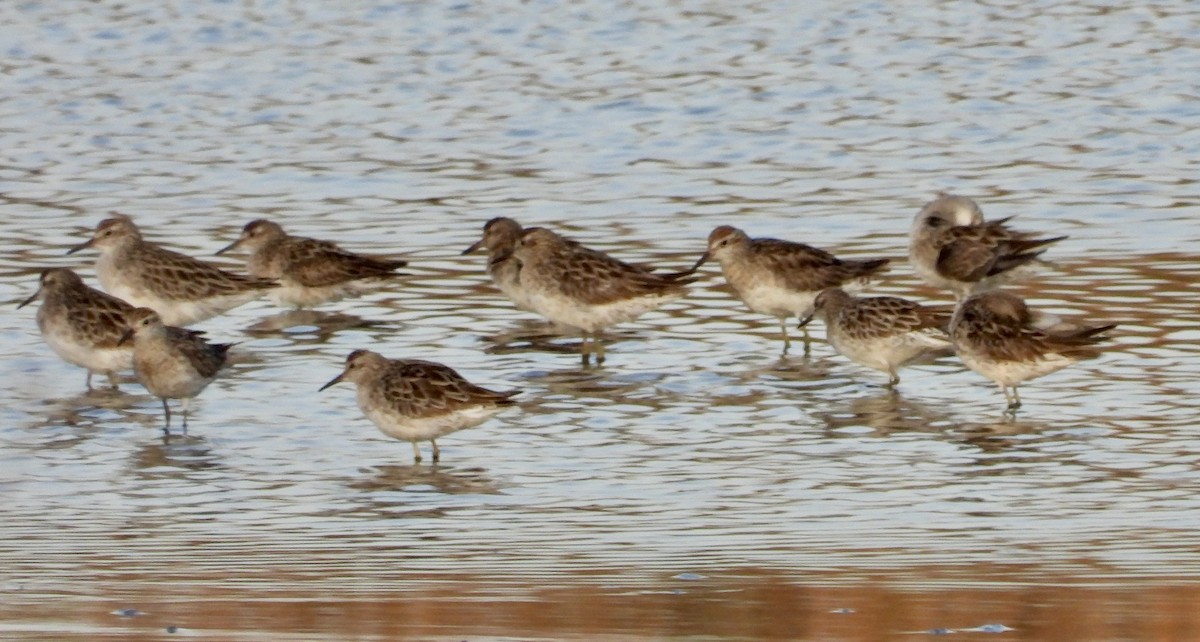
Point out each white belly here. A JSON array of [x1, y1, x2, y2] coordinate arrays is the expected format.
[[956, 348, 1076, 387], [526, 290, 683, 333], [362, 402, 505, 443], [41, 324, 132, 374], [830, 328, 949, 374]]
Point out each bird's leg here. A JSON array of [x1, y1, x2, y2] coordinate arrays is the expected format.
[[779, 317, 791, 354], [105, 370, 120, 390], [180, 398, 190, 435], [85, 371, 94, 391], [431, 439, 440, 463], [998, 383, 1021, 410], [887, 370, 900, 388], [801, 324, 811, 356], [161, 398, 172, 434], [580, 333, 592, 366], [412, 441, 423, 463], [594, 334, 606, 364]]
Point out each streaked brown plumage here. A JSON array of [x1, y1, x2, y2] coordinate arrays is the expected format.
[[18, 268, 135, 390], [950, 290, 1115, 409], [909, 194, 1066, 299], [690, 225, 890, 353], [805, 287, 952, 386], [320, 349, 519, 462], [121, 307, 235, 432], [462, 217, 538, 311], [508, 227, 697, 364], [68, 215, 276, 326], [216, 219, 407, 308]]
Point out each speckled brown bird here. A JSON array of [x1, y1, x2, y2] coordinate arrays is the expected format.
[[120, 307, 235, 432], [216, 219, 407, 309], [949, 290, 1115, 409], [690, 225, 890, 354], [68, 215, 276, 326], [508, 227, 697, 364], [801, 287, 952, 386], [462, 217, 538, 312], [18, 268, 135, 390], [908, 194, 1066, 299], [320, 349, 519, 463]]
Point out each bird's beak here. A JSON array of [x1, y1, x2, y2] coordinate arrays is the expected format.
[[796, 314, 814, 329], [319, 372, 345, 391], [17, 288, 41, 309], [688, 251, 711, 272], [117, 328, 134, 346], [462, 239, 485, 255], [66, 238, 95, 255], [214, 238, 242, 256]]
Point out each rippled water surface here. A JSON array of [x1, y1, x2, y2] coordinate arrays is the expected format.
[[3, 0, 1199, 639]]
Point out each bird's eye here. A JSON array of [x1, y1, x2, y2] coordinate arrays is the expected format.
[[926, 217, 944, 228]]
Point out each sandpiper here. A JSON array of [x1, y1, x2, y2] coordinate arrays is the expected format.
[[120, 307, 235, 432], [690, 225, 890, 354], [949, 290, 1115, 410], [463, 218, 659, 313], [320, 349, 519, 462], [215, 219, 407, 309], [508, 227, 697, 364], [68, 214, 276, 326], [18, 268, 136, 390], [909, 193, 1066, 299], [800, 287, 952, 386], [462, 217, 538, 312]]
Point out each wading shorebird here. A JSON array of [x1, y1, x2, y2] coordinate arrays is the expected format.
[[69, 215, 276, 326], [909, 193, 1066, 300], [691, 225, 889, 354], [320, 349, 519, 463], [216, 218, 407, 309]]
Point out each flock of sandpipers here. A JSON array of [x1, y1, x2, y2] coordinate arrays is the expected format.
[[19, 194, 1116, 462]]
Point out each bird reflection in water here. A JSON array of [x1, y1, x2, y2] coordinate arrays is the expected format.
[[351, 463, 503, 496], [245, 310, 389, 338], [126, 433, 224, 480], [29, 387, 149, 444], [816, 388, 952, 436], [339, 464, 504, 518]]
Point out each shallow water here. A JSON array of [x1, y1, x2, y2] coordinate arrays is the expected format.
[[2, 0, 1199, 639]]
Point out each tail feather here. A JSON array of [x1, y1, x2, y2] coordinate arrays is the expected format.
[[850, 257, 890, 276], [1069, 323, 1117, 341], [990, 249, 1049, 276], [1051, 323, 1115, 359], [1009, 234, 1067, 253], [214, 342, 239, 358]]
